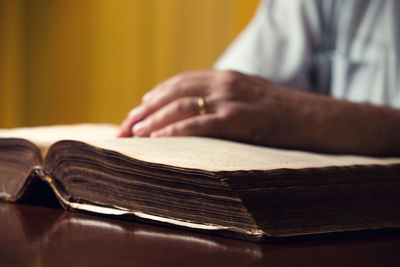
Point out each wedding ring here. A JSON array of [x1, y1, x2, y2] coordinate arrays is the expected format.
[[197, 97, 207, 115]]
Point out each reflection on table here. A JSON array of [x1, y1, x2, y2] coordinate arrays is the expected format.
[[1, 202, 399, 267]]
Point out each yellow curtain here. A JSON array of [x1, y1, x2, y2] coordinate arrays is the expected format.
[[0, 0, 259, 127], [0, 0, 23, 128]]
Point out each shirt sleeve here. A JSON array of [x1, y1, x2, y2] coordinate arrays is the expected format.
[[214, 0, 321, 91]]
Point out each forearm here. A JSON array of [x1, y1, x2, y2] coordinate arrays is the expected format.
[[274, 88, 400, 156]]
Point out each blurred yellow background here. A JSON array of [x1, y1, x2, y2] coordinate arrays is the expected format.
[[0, 0, 259, 128]]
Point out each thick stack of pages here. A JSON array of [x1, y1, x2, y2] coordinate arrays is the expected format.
[[0, 124, 399, 241]]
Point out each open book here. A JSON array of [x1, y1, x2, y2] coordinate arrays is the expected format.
[[1, 124, 400, 241]]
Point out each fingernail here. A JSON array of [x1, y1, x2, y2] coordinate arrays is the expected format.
[[150, 131, 163, 138], [132, 121, 146, 136]]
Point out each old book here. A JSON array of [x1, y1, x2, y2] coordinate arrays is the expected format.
[[0, 124, 399, 241]]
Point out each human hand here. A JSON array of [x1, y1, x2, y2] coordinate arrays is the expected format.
[[117, 70, 305, 147], [117, 69, 400, 156]]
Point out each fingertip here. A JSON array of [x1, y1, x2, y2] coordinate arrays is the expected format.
[[117, 119, 134, 138], [115, 127, 131, 138]]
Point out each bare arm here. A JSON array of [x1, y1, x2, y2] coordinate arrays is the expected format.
[[118, 70, 400, 156]]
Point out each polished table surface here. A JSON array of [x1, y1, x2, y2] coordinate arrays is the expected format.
[[1, 202, 400, 267]]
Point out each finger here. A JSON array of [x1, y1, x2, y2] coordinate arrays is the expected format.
[[119, 70, 217, 137], [132, 97, 213, 137], [142, 70, 215, 103], [150, 114, 222, 138], [131, 78, 210, 130], [138, 70, 217, 116], [116, 122, 132, 137], [116, 106, 146, 137], [116, 111, 136, 137]]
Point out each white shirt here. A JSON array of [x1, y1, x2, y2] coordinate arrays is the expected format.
[[215, 0, 400, 108]]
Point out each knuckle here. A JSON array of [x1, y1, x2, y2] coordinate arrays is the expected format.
[[128, 109, 136, 118], [139, 104, 149, 116], [170, 97, 192, 114], [217, 70, 240, 89], [175, 71, 190, 83], [166, 125, 179, 136], [170, 79, 185, 96], [174, 99, 188, 113], [188, 118, 202, 129], [179, 71, 190, 78], [218, 110, 230, 121], [179, 119, 202, 136], [219, 106, 236, 119]]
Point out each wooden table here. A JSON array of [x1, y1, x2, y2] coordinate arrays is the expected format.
[[1, 202, 399, 267]]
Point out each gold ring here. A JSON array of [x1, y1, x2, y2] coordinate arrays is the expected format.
[[197, 97, 207, 115]]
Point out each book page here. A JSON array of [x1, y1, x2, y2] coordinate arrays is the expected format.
[[86, 137, 400, 172], [1, 124, 399, 171], [0, 124, 118, 156]]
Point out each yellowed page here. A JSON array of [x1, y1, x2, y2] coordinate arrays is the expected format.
[[0, 124, 118, 156], [86, 137, 400, 172], [1, 124, 399, 171]]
